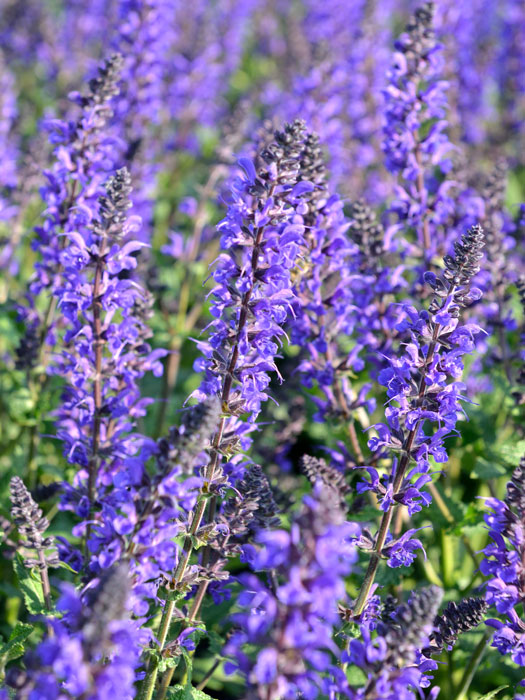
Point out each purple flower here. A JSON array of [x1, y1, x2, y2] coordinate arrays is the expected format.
[[481, 457, 525, 665], [364, 226, 485, 543], [347, 586, 443, 697], [10, 564, 143, 699], [383, 528, 426, 568], [224, 485, 359, 698], [191, 120, 310, 439], [383, 2, 456, 259]]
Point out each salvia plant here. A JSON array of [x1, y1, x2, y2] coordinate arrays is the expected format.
[[2, 1, 525, 699]]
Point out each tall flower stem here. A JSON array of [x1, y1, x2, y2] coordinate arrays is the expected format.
[[453, 630, 491, 700], [87, 241, 107, 503], [354, 223, 484, 615], [353, 322, 442, 616], [143, 181, 278, 697], [38, 550, 52, 611]]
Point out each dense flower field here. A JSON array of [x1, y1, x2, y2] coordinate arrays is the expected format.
[[1, 0, 525, 698]]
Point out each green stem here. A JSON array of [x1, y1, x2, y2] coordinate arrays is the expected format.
[[353, 324, 443, 616], [440, 529, 455, 589], [139, 600, 176, 700], [196, 657, 221, 691], [145, 179, 277, 697], [157, 665, 175, 700], [454, 630, 491, 700]]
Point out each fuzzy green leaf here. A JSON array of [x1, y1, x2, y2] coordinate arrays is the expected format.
[[476, 686, 508, 700], [0, 622, 33, 667], [206, 630, 224, 657], [495, 441, 525, 467], [157, 656, 181, 673], [13, 554, 46, 615], [471, 458, 507, 480], [167, 685, 214, 700]]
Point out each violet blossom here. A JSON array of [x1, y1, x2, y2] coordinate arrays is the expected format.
[[481, 457, 525, 665], [383, 1, 456, 259], [224, 485, 360, 700]]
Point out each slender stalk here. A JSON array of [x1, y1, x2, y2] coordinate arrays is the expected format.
[[326, 340, 365, 464], [196, 658, 221, 691], [188, 579, 210, 622], [138, 599, 176, 700], [87, 241, 107, 504], [157, 666, 175, 700], [453, 630, 491, 700], [145, 183, 278, 697], [38, 550, 52, 611], [353, 324, 441, 616], [440, 529, 455, 589], [427, 481, 481, 573]]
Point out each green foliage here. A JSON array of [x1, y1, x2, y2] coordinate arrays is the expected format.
[[475, 687, 509, 700], [0, 622, 33, 675], [471, 457, 508, 480], [167, 685, 214, 700], [13, 554, 46, 616]]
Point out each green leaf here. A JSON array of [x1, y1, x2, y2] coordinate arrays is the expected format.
[[13, 554, 46, 615], [375, 564, 406, 587], [56, 560, 80, 574], [0, 622, 33, 667], [494, 441, 525, 467], [451, 501, 485, 537], [206, 630, 224, 657], [157, 656, 181, 673], [476, 686, 508, 700], [344, 505, 381, 522], [346, 665, 367, 686], [167, 685, 214, 700], [7, 622, 32, 644], [3, 641, 25, 663], [471, 457, 507, 480]]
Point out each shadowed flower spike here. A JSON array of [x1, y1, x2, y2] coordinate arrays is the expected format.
[[224, 485, 360, 699], [198, 464, 281, 595], [348, 200, 385, 270], [10, 562, 143, 699], [53, 167, 168, 598], [10, 477, 59, 571], [32, 53, 124, 300], [290, 133, 379, 458], [365, 225, 485, 527], [481, 456, 525, 665], [10, 476, 59, 611], [160, 397, 222, 475], [16, 52, 125, 371], [301, 454, 351, 512], [423, 597, 488, 657], [383, 1, 455, 258], [352, 224, 484, 620], [347, 586, 443, 697]]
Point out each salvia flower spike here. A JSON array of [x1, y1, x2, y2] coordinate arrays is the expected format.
[[10, 476, 59, 610]]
